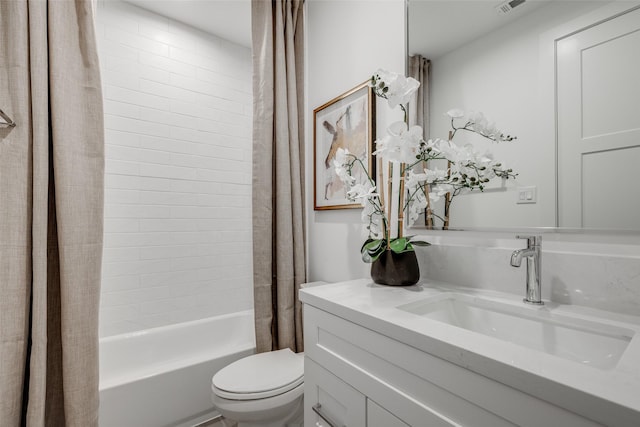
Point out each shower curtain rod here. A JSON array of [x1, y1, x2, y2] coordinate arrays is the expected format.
[[0, 108, 16, 128]]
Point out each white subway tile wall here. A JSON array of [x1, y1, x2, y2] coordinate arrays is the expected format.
[[96, 1, 253, 337]]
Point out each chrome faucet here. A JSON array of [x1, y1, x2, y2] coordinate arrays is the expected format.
[[510, 235, 543, 305]]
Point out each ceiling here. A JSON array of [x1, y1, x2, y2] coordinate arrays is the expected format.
[[124, 0, 553, 57], [126, 0, 252, 47], [408, 0, 552, 58]]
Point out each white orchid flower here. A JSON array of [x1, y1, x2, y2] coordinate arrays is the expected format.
[[333, 148, 356, 185], [425, 167, 447, 183], [346, 183, 367, 201], [467, 111, 487, 127], [374, 121, 423, 164], [423, 138, 443, 155], [482, 121, 500, 138], [372, 69, 420, 109], [446, 108, 465, 119], [335, 147, 349, 166], [334, 161, 355, 185], [405, 169, 427, 189], [386, 78, 420, 110], [436, 139, 468, 164], [428, 184, 453, 204], [346, 182, 378, 202], [406, 189, 427, 227], [355, 186, 378, 202]]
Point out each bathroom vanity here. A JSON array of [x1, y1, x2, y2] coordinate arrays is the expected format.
[[299, 279, 640, 427]]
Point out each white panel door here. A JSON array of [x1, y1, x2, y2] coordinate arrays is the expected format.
[[557, 6, 640, 229]]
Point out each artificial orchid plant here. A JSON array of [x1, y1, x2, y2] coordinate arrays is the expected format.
[[333, 69, 518, 263]]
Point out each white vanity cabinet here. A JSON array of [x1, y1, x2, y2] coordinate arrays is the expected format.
[[305, 356, 410, 427], [303, 303, 603, 427], [304, 358, 366, 426]]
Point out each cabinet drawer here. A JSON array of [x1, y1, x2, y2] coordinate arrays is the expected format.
[[305, 358, 366, 427], [304, 305, 601, 427], [367, 399, 410, 427]]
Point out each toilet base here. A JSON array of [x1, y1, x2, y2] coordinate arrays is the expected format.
[[212, 383, 304, 427], [222, 397, 303, 427]]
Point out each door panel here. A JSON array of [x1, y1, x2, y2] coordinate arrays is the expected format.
[[582, 29, 640, 138], [557, 6, 640, 229]]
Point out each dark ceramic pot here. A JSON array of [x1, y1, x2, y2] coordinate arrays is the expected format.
[[370, 249, 420, 286]]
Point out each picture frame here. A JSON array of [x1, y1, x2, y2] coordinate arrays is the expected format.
[[313, 81, 375, 210]]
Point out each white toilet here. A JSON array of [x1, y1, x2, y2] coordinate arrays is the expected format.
[[211, 348, 304, 427]]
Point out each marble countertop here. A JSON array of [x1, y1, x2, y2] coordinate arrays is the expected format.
[[299, 278, 640, 425]]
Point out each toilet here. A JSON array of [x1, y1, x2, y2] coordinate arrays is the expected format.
[[211, 348, 304, 427], [211, 282, 327, 426]]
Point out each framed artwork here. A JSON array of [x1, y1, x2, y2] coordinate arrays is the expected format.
[[313, 81, 375, 210]]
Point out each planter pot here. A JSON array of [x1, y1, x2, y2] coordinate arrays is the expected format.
[[370, 249, 420, 286]]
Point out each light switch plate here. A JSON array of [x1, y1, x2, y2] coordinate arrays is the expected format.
[[517, 186, 537, 204]]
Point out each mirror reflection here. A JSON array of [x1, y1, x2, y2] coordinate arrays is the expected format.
[[407, 0, 640, 230]]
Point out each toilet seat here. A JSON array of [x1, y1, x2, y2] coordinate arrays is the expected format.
[[212, 348, 304, 401]]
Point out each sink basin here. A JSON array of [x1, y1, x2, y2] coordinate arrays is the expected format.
[[398, 293, 634, 370]]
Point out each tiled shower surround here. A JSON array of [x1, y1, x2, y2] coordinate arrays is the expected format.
[[95, 1, 253, 337]]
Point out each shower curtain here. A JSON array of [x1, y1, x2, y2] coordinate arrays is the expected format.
[[251, 0, 306, 353], [408, 54, 432, 227], [0, 1, 104, 425], [408, 54, 430, 140]]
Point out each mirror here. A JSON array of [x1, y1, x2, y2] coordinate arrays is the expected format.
[[407, 0, 640, 230]]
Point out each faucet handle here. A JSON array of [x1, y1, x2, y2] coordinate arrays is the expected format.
[[516, 235, 541, 247]]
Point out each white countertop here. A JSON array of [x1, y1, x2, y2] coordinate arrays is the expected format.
[[299, 278, 640, 425]]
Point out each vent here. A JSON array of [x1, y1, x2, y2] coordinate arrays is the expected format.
[[496, 0, 526, 15]]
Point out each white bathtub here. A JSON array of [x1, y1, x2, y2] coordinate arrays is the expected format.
[[99, 310, 255, 427]]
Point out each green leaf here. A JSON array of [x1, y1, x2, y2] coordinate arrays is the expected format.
[[360, 238, 375, 253], [389, 238, 416, 254], [362, 251, 374, 263], [389, 237, 408, 253], [361, 239, 386, 263], [362, 249, 384, 263], [407, 236, 431, 247], [362, 239, 383, 253]]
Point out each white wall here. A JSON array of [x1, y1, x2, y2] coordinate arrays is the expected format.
[[305, 0, 406, 283], [428, 1, 603, 228], [95, 1, 253, 337]]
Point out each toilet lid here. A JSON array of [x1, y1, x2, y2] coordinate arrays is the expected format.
[[212, 349, 304, 400]]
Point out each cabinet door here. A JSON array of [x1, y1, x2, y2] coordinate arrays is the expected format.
[[367, 399, 409, 427], [305, 358, 366, 427]]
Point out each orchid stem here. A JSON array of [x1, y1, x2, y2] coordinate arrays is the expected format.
[[387, 161, 393, 247], [397, 163, 405, 238]]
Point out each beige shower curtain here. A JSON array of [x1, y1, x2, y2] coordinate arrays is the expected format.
[[408, 54, 432, 226], [251, 0, 306, 354], [408, 54, 431, 137], [0, 1, 104, 425]]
